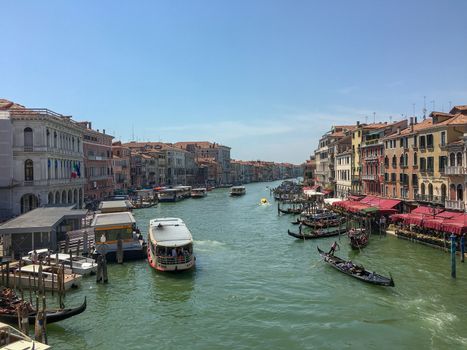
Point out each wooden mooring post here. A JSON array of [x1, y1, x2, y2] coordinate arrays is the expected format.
[[451, 234, 456, 279], [96, 254, 108, 283], [461, 234, 465, 263], [117, 239, 123, 264]]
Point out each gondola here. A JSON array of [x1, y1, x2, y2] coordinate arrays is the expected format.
[[0, 297, 87, 325], [317, 247, 394, 286], [302, 218, 343, 228], [291, 218, 301, 225], [348, 228, 369, 249], [278, 207, 302, 215], [287, 225, 346, 240]]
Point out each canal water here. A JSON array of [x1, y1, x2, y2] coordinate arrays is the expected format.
[[48, 180, 467, 349]]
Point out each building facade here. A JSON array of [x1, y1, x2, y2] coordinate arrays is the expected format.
[[0, 99, 85, 218]]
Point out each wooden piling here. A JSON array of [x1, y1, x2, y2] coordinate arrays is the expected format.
[[102, 254, 108, 283], [83, 231, 88, 256], [5, 262, 9, 287], [461, 234, 465, 263], [77, 239, 81, 257], [117, 239, 123, 264], [69, 250, 73, 274], [451, 234, 456, 278], [65, 235, 69, 254]]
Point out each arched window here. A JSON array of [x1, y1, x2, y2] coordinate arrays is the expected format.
[[24, 127, 33, 151], [54, 131, 57, 148], [404, 153, 408, 166], [399, 154, 404, 167], [392, 155, 397, 168], [413, 152, 418, 166], [384, 156, 389, 168], [48, 192, 54, 204], [46, 129, 50, 147], [24, 159, 34, 181], [428, 183, 433, 198], [441, 184, 447, 201], [20, 194, 38, 214], [55, 191, 60, 204], [421, 183, 426, 195], [457, 184, 464, 201], [450, 153, 456, 167], [457, 152, 463, 166]]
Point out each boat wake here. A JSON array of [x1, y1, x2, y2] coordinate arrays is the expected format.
[[195, 240, 226, 251]]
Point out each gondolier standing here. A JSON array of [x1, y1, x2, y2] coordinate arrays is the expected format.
[[328, 241, 340, 256]]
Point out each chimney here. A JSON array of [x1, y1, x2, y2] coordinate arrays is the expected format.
[[88, 122, 92, 129], [397, 127, 401, 135], [414, 117, 417, 124], [356, 121, 360, 126], [409, 117, 413, 126], [103, 129, 106, 134]]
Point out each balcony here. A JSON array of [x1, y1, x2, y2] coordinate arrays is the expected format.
[[445, 200, 465, 211], [415, 194, 445, 204], [361, 140, 383, 148], [362, 174, 377, 181], [445, 166, 467, 175]]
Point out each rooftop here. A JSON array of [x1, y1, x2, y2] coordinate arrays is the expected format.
[[0, 207, 87, 234], [92, 212, 136, 227]]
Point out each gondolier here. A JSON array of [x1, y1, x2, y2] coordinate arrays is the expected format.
[[328, 241, 340, 255]]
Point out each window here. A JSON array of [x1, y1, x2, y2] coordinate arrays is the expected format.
[[413, 152, 418, 166], [24, 127, 33, 150], [412, 174, 418, 186], [399, 138, 403, 147], [427, 134, 434, 148], [427, 157, 434, 172], [419, 136, 426, 149], [439, 156, 447, 172], [392, 155, 397, 168], [25, 159, 34, 181], [420, 158, 426, 171], [441, 132, 446, 146], [413, 135, 417, 147], [457, 152, 463, 166]]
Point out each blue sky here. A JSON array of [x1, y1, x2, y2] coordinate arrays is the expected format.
[[2, 0, 467, 163]]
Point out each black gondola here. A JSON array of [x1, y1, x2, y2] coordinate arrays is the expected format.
[[317, 247, 394, 286], [348, 228, 369, 249], [0, 297, 87, 325], [287, 225, 346, 239], [278, 208, 302, 215], [302, 218, 343, 228]]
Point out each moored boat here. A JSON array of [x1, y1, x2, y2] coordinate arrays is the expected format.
[[147, 218, 195, 272], [287, 224, 346, 240], [23, 249, 97, 276], [158, 186, 192, 202], [0, 321, 50, 349], [230, 186, 246, 196], [91, 212, 146, 262], [348, 228, 369, 249], [317, 247, 394, 286], [191, 188, 207, 198]]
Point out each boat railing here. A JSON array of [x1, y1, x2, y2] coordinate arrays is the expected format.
[[157, 255, 192, 265]]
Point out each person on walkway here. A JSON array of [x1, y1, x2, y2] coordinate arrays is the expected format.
[[328, 241, 340, 256]]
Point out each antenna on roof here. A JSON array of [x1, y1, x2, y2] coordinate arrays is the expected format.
[[423, 96, 427, 120], [430, 100, 435, 112], [373, 112, 376, 124], [449, 101, 452, 110], [365, 115, 368, 124]]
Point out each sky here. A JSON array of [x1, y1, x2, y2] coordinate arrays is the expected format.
[[2, 0, 467, 164]]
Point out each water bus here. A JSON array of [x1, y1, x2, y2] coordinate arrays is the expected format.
[[91, 212, 146, 262], [147, 218, 195, 272], [158, 186, 192, 202], [230, 186, 246, 196], [191, 188, 207, 198]]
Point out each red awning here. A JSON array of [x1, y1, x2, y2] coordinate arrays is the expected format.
[[378, 199, 401, 209], [411, 206, 444, 215], [347, 195, 362, 201]]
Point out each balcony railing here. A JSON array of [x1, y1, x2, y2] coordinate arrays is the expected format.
[[445, 166, 467, 175], [362, 174, 377, 181], [415, 194, 445, 204], [445, 200, 465, 211], [364, 154, 379, 161]]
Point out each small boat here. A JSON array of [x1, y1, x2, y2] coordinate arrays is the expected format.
[[260, 198, 269, 205], [317, 247, 394, 286], [147, 218, 195, 272], [2, 264, 82, 291], [278, 207, 302, 215], [23, 249, 97, 276], [191, 188, 207, 198], [287, 224, 346, 240], [348, 228, 369, 249], [291, 218, 301, 225], [302, 218, 343, 228], [0, 321, 50, 349], [158, 186, 192, 202], [230, 186, 246, 196], [0, 289, 87, 325]]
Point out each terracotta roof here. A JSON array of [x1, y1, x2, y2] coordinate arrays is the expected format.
[[174, 141, 229, 149], [0, 99, 26, 110]]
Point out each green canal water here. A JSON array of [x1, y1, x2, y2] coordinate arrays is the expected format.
[[47, 181, 467, 349]]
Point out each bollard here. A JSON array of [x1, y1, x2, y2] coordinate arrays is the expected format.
[[450, 234, 456, 278], [461, 234, 465, 263]]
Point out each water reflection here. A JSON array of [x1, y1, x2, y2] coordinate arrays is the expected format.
[[149, 269, 196, 303]]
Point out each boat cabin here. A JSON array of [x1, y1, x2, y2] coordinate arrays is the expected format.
[[158, 186, 192, 202], [99, 200, 133, 213], [191, 188, 207, 198], [230, 186, 246, 196]]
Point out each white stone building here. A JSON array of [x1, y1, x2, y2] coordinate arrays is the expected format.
[[0, 100, 85, 218]]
